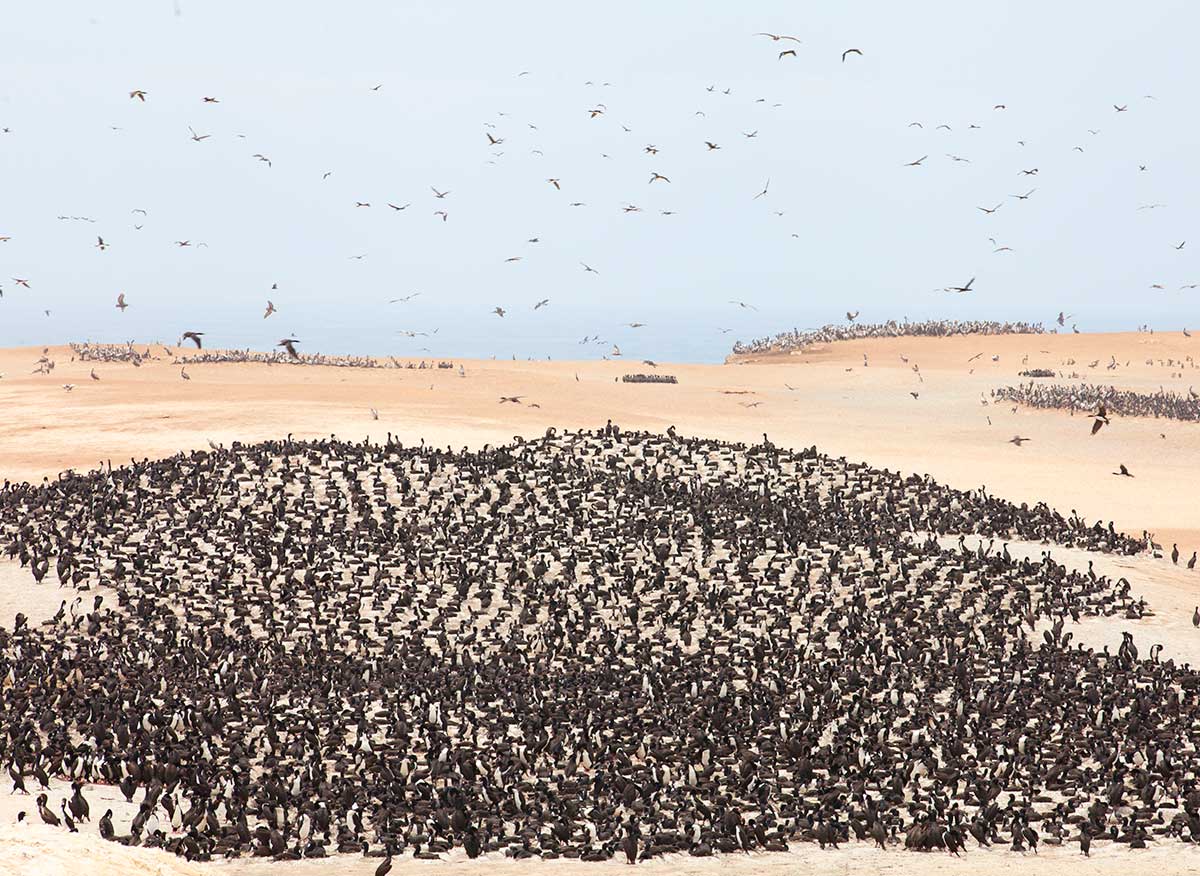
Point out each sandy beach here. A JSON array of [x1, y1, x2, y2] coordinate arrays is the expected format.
[[2, 331, 1200, 876], [2, 333, 1198, 554]]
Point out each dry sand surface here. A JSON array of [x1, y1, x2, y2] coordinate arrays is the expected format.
[[2, 333, 1198, 554], [2, 331, 1200, 875]]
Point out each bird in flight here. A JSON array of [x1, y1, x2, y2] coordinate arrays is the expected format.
[[581, 262, 598, 274], [252, 154, 271, 167], [389, 292, 421, 303], [188, 126, 210, 142], [431, 187, 450, 198], [533, 299, 550, 310], [499, 396, 523, 404], [115, 293, 128, 312], [13, 278, 30, 288], [180, 368, 191, 381], [263, 300, 276, 319], [1091, 404, 1109, 435], [905, 155, 928, 167], [756, 32, 801, 42], [547, 178, 561, 190], [842, 48, 863, 62], [729, 300, 758, 310], [704, 141, 721, 151], [1113, 464, 1134, 477], [202, 96, 219, 103], [1009, 436, 1031, 446], [129, 89, 147, 101], [387, 203, 410, 211], [96, 236, 108, 251], [370, 408, 379, 420], [945, 278, 975, 294], [355, 201, 370, 208], [778, 50, 797, 60], [753, 179, 770, 200], [846, 311, 859, 322], [434, 211, 448, 222], [1011, 189, 1036, 200], [978, 204, 1002, 214], [1114, 104, 1128, 112], [277, 338, 301, 360], [627, 322, 646, 328], [182, 331, 204, 348], [492, 306, 506, 318], [649, 173, 670, 184], [1176, 242, 1186, 250]]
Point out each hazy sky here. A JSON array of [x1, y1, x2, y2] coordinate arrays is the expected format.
[[1, 1, 1197, 361]]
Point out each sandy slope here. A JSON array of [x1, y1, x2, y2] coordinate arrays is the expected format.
[[2, 331, 1200, 874], [2, 333, 1197, 554]]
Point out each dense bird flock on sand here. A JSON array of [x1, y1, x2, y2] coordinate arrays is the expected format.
[[7, 426, 1200, 868], [732, 320, 1048, 357], [995, 383, 1200, 424]]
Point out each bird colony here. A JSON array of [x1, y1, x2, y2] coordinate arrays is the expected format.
[[5, 426, 1195, 864]]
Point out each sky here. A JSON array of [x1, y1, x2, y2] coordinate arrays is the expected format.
[[1, 1, 1198, 363]]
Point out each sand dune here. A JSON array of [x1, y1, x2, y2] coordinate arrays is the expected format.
[[2, 331, 1200, 875], [2, 333, 1198, 556]]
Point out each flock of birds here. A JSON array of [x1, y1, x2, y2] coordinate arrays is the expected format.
[[1, 27, 1192, 363], [4, 427, 1195, 870]]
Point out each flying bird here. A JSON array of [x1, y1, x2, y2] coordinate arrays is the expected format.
[[649, 173, 670, 184], [1009, 436, 1031, 446], [546, 178, 561, 190], [1012, 189, 1036, 200], [842, 48, 863, 62], [387, 203, 409, 211], [432, 189, 450, 199], [905, 155, 928, 167], [533, 299, 550, 310], [181, 331, 204, 349], [1113, 464, 1134, 477], [945, 278, 975, 294], [704, 141, 721, 150], [277, 338, 301, 359], [129, 90, 147, 101], [95, 236, 108, 251], [499, 396, 523, 404], [252, 154, 271, 167], [581, 263, 598, 274], [778, 50, 797, 59], [977, 204, 1002, 214], [115, 293, 127, 311], [1091, 404, 1109, 435], [756, 33, 801, 42], [492, 307, 506, 317], [753, 179, 770, 199], [263, 300, 276, 319], [188, 126, 210, 142], [729, 300, 758, 310]]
